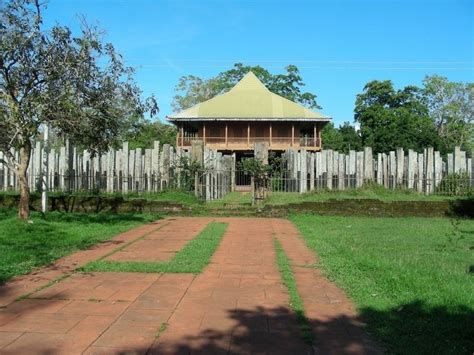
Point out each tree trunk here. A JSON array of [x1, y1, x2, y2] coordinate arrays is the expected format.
[[18, 143, 32, 220]]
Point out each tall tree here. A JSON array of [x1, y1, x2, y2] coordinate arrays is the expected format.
[[354, 80, 439, 153], [121, 117, 177, 149], [0, 0, 158, 219], [321, 122, 362, 153], [422, 75, 473, 153], [172, 63, 321, 112]]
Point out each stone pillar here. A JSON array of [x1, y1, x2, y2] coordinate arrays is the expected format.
[[363, 147, 373, 182]]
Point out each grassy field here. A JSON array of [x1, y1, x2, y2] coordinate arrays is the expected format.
[[82, 221, 228, 273], [0, 209, 161, 283], [290, 214, 474, 354]]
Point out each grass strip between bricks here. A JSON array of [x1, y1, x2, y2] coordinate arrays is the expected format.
[[274, 238, 314, 345], [80, 221, 228, 274]]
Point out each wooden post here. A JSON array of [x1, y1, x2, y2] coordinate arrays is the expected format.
[[180, 125, 184, 147], [317, 123, 321, 147], [176, 124, 179, 147], [203, 123, 206, 145], [269, 123, 272, 147], [247, 123, 250, 147], [313, 123, 317, 148], [291, 124, 295, 146], [225, 124, 228, 147]]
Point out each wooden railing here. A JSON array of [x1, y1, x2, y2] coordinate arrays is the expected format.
[[179, 137, 321, 149]]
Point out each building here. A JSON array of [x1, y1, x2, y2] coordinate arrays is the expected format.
[[167, 72, 331, 156]]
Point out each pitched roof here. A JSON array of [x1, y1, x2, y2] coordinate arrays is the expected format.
[[167, 72, 331, 121]]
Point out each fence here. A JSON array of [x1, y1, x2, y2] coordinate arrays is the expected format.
[[0, 141, 472, 200], [0, 141, 234, 201], [275, 146, 472, 195]]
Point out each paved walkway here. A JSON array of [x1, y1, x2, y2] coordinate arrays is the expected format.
[[0, 217, 379, 354]]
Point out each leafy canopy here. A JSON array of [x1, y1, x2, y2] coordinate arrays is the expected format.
[[422, 75, 473, 153], [172, 63, 321, 112], [354, 80, 439, 153], [322, 122, 362, 153], [0, 0, 158, 161]]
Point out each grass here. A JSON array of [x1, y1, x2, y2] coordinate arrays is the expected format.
[[274, 238, 313, 345], [200, 185, 464, 209], [267, 185, 462, 205], [82, 221, 228, 274], [0, 209, 162, 284], [206, 192, 253, 207], [290, 214, 474, 354]]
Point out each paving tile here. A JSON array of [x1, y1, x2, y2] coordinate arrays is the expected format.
[[0, 312, 85, 333], [59, 299, 130, 316], [0, 217, 381, 354], [92, 323, 157, 349], [0, 331, 23, 349]]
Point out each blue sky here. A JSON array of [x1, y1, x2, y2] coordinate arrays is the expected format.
[[43, 0, 473, 126]]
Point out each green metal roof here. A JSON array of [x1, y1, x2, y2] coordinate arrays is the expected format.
[[167, 72, 331, 121]]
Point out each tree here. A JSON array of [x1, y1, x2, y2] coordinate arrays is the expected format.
[[322, 122, 362, 152], [321, 123, 343, 151], [121, 118, 177, 149], [354, 80, 439, 153], [422, 75, 473, 154], [172, 63, 321, 112], [0, 0, 158, 219]]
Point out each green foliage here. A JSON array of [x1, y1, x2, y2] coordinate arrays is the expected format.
[[355, 80, 440, 153], [321, 122, 362, 152], [0, 0, 157, 218], [437, 172, 472, 196], [82, 221, 228, 274], [274, 239, 314, 344], [422, 75, 474, 154], [0, 211, 160, 283], [291, 215, 474, 354], [0, 0, 157, 157], [120, 118, 177, 149], [172, 63, 321, 111]]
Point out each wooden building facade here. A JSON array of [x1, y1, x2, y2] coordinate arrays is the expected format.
[[168, 72, 331, 153]]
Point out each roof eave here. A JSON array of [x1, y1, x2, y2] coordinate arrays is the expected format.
[[167, 116, 332, 122]]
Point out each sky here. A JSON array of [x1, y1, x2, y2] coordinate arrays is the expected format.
[[42, 0, 473, 126]]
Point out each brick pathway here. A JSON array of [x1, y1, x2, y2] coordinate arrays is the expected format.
[[0, 217, 379, 354]]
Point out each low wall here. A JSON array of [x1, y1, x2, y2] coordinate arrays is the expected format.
[[262, 199, 474, 218], [0, 194, 187, 214], [0, 194, 472, 218]]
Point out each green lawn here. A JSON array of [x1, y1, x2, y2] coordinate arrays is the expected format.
[[267, 186, 461, 205], [0, 209, 161, 283], [290, 214, 474, 354], [202, 186, 462, 209], [82, 221, 228, 274]]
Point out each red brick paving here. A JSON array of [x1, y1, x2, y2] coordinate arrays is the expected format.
[[0, 217, 380, 354], [106, 218, 213, 263], [0, 219, 168, 308], [272, 219, 381, 355]]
